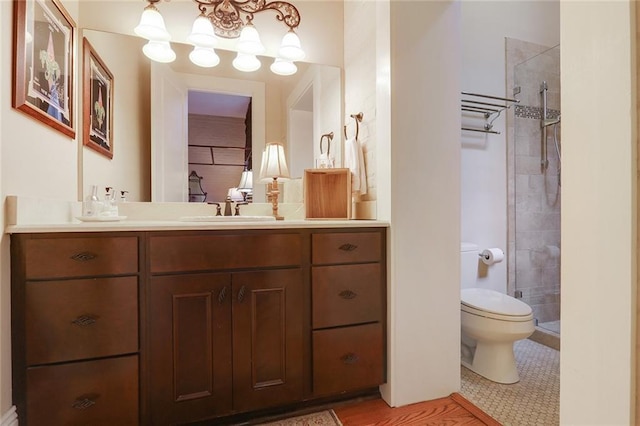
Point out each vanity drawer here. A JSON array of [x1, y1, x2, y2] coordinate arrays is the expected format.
[[312, 232, 382, 265], [24, 236, 138, 279], [312, 264, 382, 329], [27, 355, 138, 426], [25, 277, 138, 365], [312, 323, 384, 396], [149, 233, 303, 273]]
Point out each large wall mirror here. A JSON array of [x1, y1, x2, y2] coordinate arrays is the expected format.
[[82, 28, 343, 204]]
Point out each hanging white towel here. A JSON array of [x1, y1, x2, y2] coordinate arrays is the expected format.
[[344, 137, 367, 195]]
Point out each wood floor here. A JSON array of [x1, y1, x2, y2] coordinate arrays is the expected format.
[[333, 393, 501, 426]]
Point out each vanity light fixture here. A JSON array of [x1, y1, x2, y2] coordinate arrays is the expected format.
[[259, 142, 289, 220], [134, 0, 305, 75]]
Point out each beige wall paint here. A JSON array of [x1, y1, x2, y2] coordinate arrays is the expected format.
[[82, 30, 151, 202], [561, 1, 637, 423]]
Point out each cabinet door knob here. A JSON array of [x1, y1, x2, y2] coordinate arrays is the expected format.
[[71, 315, 98, 327], [218, 286, 228, 304], [339, 290, 357, 300], [339, 243, 358, 252], [340, 352, 359, 365], [237, 285, 246, 303], [70, 252, 98, 262], [72, 397, 97, 410]]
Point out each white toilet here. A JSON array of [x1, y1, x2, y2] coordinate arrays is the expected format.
[[460, 242, 535, 384]]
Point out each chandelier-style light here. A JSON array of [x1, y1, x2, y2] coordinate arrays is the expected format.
[[134, 0, 305, 76]]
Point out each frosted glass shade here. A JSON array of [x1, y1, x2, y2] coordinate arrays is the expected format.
[[189, 46, 220, 68], [232, 53, 261, 72], [270, 58, 297, 76], [188, 15, 218, 47], [278, 30, 305, 61], [236, 24, 265, 55], [142, 40, 176, 63], [134, 5, 170, 41], [259, 143, 290, 182]]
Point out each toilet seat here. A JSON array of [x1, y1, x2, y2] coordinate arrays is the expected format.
[[461, 288, 533, 322]]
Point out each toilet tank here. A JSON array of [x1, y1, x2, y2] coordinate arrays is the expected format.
[[460, 242, 479, 289]]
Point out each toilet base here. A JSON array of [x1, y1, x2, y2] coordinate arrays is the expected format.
[[461, 340, 520, 384]]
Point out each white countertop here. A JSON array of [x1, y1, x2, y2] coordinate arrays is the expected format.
[[6, 219, 389, 234], [5, 196, 388, 234]]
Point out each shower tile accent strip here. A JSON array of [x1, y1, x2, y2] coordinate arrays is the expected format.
[[515, 105, 561, 120]]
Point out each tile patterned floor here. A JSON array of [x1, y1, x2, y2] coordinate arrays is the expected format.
[[460, 338, 560, 426]]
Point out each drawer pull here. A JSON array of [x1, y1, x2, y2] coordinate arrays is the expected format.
[[237, 285, 246, 303], [339, 243, 358, 252], [70, 252, 98, 262], [72, 397, 97, 410], [339, 290, 357, 300], [71, 315, 98, 327], [218, 286, 228, 304], [340, 352, 360, 365]]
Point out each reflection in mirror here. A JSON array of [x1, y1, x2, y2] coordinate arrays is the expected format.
[[187, 91, 252, 203], [188, 170, 207, 202], [81, 30, 342, 204]]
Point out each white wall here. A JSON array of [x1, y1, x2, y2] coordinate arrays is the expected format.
[[561, 1, 637, 423], [461, 1, 560, 294]]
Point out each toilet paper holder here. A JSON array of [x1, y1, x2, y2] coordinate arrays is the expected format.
[[478, 248, 504, 266]]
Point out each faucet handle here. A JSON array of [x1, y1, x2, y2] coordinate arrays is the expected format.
[[208, 202, 222, 216], [235, 202, 248, 216]]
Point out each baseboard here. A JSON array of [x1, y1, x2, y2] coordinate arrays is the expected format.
[[0, 406, 18, 426]]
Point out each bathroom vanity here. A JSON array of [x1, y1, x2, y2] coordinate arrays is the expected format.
[[9, 221, 387, 425]]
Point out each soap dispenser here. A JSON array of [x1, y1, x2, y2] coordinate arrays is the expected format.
[[104, 187, 119, 217]]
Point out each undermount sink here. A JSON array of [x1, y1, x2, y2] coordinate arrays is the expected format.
[[179, 215, 276, 222]]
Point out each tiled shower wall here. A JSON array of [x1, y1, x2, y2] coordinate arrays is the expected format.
[[506, 39, 561, 324]]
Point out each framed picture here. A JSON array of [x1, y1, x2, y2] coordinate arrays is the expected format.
[[12, 0, 76, 138], [82, 38, 113, 159]]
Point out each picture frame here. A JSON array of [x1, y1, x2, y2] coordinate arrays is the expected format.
[[82, 38, 113, 159], [12, 0, 76, 138]]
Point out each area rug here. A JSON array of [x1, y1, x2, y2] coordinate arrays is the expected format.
[[257, 409, 342, 426]]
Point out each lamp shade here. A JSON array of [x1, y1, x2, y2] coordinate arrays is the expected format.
[[238, 169, 253, 192], [142, 40, 176, 63], [259, 142, 290, 182], [188, 15, 218, 47], [236, 23, 266, 55], [189, 46, 220, 68], [134, 4, 171, 41], [232, 52, 261, 72], [270, 58, 297, 76], [278, 30, 305, 61]]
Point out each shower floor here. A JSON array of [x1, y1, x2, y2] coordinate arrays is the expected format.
[[538, 320, 560, 335]]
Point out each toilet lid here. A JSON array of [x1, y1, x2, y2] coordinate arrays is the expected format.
[[461, 288, 532, 317]]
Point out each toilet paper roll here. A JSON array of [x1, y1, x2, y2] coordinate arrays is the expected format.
[[481, 248, 504, 266]]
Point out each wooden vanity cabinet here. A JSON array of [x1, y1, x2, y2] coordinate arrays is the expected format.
[[146, 231, 306, 424], [11, 233, 141, 426], [310, 230, 387, 396]]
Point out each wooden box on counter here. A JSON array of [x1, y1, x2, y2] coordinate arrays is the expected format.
[[304, 168, 351, 219]]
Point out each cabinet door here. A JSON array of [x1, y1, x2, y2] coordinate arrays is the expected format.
[[232, 269, 304, 412], [148, 273, 232, 424]]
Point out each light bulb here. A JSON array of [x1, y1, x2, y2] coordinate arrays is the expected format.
[[188, 14, 218, 47], [142, 40, 176, 63], [232, 52, 261, 72], [189, 46, 220, 68], [270, 58, 297, 76], [134, 4, 171, 41], [278, 30, 305, 61], [236, 24, 265, 55]]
